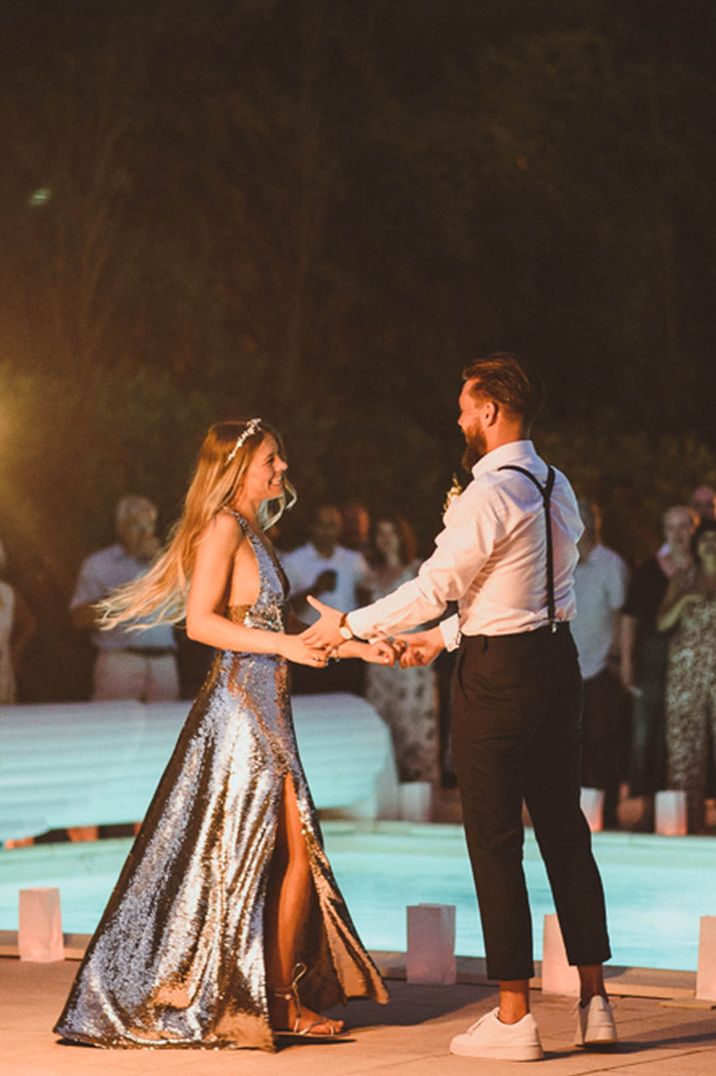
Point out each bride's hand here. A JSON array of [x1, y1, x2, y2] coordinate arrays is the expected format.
[[362, 639, 403, 666], [338, 639, 403, 665], [280, 635, 329, 668]]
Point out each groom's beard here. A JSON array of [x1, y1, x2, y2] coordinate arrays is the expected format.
[[461, 444, 479, 471], [461, 424, 487, 472]]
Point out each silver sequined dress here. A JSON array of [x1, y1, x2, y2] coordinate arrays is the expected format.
[[54, 513, 388, 1050]]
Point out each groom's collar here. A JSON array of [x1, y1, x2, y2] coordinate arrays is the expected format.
[[471, 439, 538, 481]]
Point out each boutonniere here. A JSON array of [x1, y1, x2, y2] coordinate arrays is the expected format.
[[443, 473, 464, 517]]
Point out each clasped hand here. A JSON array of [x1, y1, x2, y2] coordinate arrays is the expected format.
[[302, 596, 445, 668], [285, 632, 401, 668]]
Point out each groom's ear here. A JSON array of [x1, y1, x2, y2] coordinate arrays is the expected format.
[[483, 399, 499, 426]]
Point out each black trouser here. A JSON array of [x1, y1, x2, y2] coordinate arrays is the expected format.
[[629, 633, 668, 797], [452, 626, 611, 981], [582, 667, 631, 828]]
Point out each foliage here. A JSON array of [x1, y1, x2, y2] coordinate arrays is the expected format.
[[0, 362, 216, 698], [0, 1, 714, 698]]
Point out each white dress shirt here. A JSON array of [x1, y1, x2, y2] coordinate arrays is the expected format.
[[348, 440, 583, 650], [71, 544, 176, 651], [281, 543, 369, 625], [572, 543, 629, 680]]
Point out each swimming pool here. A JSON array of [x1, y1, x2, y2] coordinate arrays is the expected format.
[[1, 822, 714, 971]]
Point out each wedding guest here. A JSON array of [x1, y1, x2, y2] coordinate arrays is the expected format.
[[620, 505, 697, 829], [572, 501, 629, 827], [658, 520, 716, 833], [70, 496, 179, 702], [67, 498, 180, 841], [0, 538, 36, 704], [340, 501, 371, 555], [281, 504, 368, 693], [363, 513, 438, 782], [690, 485, 716, 524]]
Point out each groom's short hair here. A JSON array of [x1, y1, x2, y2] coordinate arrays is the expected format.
[[463, 352, 545, 430]]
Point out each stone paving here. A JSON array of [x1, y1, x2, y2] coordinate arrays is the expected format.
[[2, 956, 715, 1076]]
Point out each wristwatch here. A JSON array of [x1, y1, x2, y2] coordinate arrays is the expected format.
[[338, 613, 355, 641]]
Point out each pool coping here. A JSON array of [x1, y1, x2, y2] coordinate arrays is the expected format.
[[0, 932, 704, 1004]]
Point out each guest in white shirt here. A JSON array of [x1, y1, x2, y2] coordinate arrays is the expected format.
[[71, 496, 179, 703], [69, 495, 180, 843], [305, 353, 615, 1060], [572, 499, 629, 827], [281, 503, 368, 693]]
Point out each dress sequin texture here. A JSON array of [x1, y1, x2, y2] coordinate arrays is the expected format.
[[54, 512, 388, 1050]]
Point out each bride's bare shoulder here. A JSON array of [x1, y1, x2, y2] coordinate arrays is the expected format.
[[198, 510, 245, 550]]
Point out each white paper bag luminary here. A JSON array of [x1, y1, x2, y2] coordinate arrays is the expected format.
[[398, 781, 433, 823], [540, 914, 579, 996], [407, 903, 457, 985], [19, 887, 65, 963], [655, 790, 688, 836], [579, 787, 604, 832]]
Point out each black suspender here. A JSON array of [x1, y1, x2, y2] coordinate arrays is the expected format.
[[497, 464, 558, 632]]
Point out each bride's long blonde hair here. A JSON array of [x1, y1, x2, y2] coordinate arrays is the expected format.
[[100, 419, 296, 629]]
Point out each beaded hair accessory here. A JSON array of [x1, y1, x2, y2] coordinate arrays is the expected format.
[[225, 418, 262, 466]]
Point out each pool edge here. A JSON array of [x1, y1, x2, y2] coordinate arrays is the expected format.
[[0, 933, 700, 1002]]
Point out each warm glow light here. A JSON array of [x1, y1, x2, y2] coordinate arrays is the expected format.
[[28, 187, 52, 207]]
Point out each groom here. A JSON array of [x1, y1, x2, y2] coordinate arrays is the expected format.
[[305, 353, 616, 1061]]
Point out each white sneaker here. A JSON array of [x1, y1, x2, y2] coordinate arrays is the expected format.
[[575, 995, 617, 1046], [450, 1007, 544, 1061]]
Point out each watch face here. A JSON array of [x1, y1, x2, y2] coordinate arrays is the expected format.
[[339, 625, 353, 641]]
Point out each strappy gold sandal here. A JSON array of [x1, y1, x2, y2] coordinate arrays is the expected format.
[[272, 962, 348, 1039]]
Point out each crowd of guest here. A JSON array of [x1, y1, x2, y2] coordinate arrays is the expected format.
[[61, 496, 442, 789], [4, 481, 716, 836], [281, 502, 439, 784], [578, 486, 716, 834]]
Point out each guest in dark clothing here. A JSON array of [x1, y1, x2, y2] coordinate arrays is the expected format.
[[620, 505, 697, 828], [572, 500, 629, 828]]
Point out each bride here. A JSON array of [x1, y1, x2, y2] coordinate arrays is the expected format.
[[54, 418, 390, 1051]]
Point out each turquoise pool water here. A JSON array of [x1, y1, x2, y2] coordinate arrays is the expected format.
[[2, 822, 714, 971]]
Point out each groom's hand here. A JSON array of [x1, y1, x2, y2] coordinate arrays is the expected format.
[[398, 627, 445, 668], [303, 596, 344, 647]]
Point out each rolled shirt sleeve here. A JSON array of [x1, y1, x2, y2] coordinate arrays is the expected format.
[[347, 483, 504, 644]]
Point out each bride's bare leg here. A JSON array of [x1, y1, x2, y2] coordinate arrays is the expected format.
[[265, 776, 343, 1034]]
